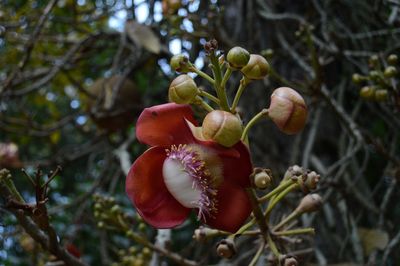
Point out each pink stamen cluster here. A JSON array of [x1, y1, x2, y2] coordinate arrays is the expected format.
[[166, 144, 218, 221]]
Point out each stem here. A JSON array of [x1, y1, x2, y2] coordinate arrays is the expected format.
[[209, 53, 230, 111], [0, 170, 25, 203], [267, 233, 281, 259], [248, 242, 265, 266], [273, 227, 315, 236], [189, 65, 215, 85], [233, 218, 256, 237], [241, 109, 269, 140], [194, 96, 214, 112], [199, 90, 220, 105], [246, 188, 268, 236], [258, 179, 295, 203], [231, 77, 249, 112], [273, 210, 300, 231], [220, 67, 232, 92], [265, 183, 299, 216]]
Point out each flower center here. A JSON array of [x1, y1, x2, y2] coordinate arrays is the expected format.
[[162, 144, 218, 221]]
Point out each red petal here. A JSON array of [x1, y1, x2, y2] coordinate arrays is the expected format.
[[126, 147, 191, 228], [219, 141, 253, 187], [205, 181, 252, 233], [136, 103, 198, 147]]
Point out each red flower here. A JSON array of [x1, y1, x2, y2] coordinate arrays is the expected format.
[[126, 103, 253, 233]]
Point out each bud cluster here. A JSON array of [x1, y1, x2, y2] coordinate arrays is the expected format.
[[284, 165, 320, 193], [352, 54, 398, 104]]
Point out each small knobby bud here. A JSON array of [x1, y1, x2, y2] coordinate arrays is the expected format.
[[375, 89, 389, 101], [283, 256, 298, 266], [359, 86, 376, 100], [193, 226, 217, 242], [204, 39, 218, 53], [387, 54, 398, 65], [251, 168, 273, 189], [226, 46, 250, 69], [240, 54, 269, 80], [369, 55, 379, 68], [0, 142, 22, 168], [304, 170, 320, 191], [170, 54, 190, 73], [202, 110, 243, 147], [384, 66, 397, 78], [352, 73, 365, 84], [283, 165, 304, 181], [369, 70, 381, 82], [268, 87, 307, 135], [168, 74, 199, 104], [216, 238, 237, 259], [295, 193, 322, 214]]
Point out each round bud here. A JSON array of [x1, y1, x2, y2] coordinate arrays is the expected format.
[[384, 66, 397, 78], [283, 257, 298, 266], [295, 193, 322, 214], [216, 238, 237, 259], [387, 54, 398, 65], [202, 110, 243, 147], [0, 142, 22, 168], [369, 70, 381, 82], [262, 49, 274, 59], [304, 171, 320, 191], [162, 0, 181, 15], [374, 89, 388, 101], [170, 54, 190, 73], [359, 86, 375, 100], [168, 74, 198, 104], [352, 73, 364, 84], [226, 46, 250, 69], [268, 87, 307, 135], [254, 170, 272, 189], [369, 55, 379, 67], [240, 54, 269, 80]]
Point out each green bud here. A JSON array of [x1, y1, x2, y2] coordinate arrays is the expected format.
[[352, 73, 365, 84], [138, 223, 147, 232], [375, 89, 388, 101], [240, 54, 270, 80], [128, 247, 137, 254], [369, 70, 381, 82], [387, 54, 398, 65], [170, 54, 190, 73], [226, 46, 250, 69], [202, 110, 243, 147], [94, 203, 102, 210], [369, 55, 379, 68], [384, 66, 397, 78], [110, 205, 121, 214], [168, 74, 198, 104], [359, 86, 375, 100], [97, 221, 104, 228]]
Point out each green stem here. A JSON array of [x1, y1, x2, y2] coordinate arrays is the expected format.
[[194, 96, 214, 112], [273, 227, 315, 236], [246, 188, 268, 236], [241, 109, 269, 140], [265, 183, 299, 216], [0, 171, 25, 203], [248, 242, 265, 266], [273, 210, 300, 231], [220, 67, 232, 92], [231, 77, 249, 112], [258, 179, 294, 203], [209, 53, 230, 111], [267, 233, 281, 258], [198, 90, 220, 105], [189, 65, 215, 85], [233, 218, 256, 237]]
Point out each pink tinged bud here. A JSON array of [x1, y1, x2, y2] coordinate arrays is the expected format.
[[202, 110, 243, 148], [295, 193, 323, 214], [268, 87, 307, 135], [216, 238, 237, 259], [240, 54, 269, 80], [170, 54, 191, 73], [168, 74, 199, 104], [283, 257, 298, 266], [226, 46, 250, 70]]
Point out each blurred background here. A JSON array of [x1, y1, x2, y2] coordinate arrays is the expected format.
[[0, 0, 399, 265]]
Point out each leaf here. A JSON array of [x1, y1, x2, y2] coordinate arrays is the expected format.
[[125, 20, 161, 54], [358, 227, 389, 256]]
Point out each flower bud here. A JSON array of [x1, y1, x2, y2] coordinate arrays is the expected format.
[[202, 110, 243, 147], [384, 66, 397, 78], [283, 165, 304, 181], [240, 54, 269, 80], [369, 70, 381, 82], [170, 54, 190, 73], [216, 238, 236, 259], [193, 226, 218, 242], [369, 55, 379, 68], [168, 74, 199, 104], [295, 193, 322, 214], [162, 0, 181, 15], [374, 89, 388, 101], [251, 168, 272, 189], [0, 142, 22, 168], [226, 46, 250, 69], [268, 87, 307, 135], [304, 171, 320, 191], [387, 54, 398, 65], [283, 256, 298, 266], [359, 86, 375, 100], [352, 73, 365, 84]]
